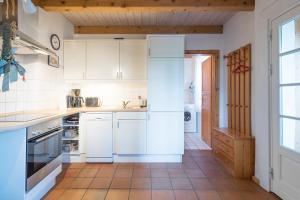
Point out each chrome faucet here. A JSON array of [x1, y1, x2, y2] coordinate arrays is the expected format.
[[122, 101, 130, 109]]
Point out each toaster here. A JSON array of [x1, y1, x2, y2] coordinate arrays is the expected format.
[[85, 97, 101, 107]]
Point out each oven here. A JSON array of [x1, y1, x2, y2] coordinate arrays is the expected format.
[[26, 119, 63, 191]]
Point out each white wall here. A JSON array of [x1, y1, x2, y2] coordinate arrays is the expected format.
[[185, 34, 227, 127], [253, 0, 300, 191], [184, 58, 196, 104], [0, 5, 73, 114], [223, 0, 300, 191]]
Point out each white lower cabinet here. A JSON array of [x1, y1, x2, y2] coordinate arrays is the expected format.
[[115, 112, 147, 155], [147, 112, 184, 155], [117, 120, 146, 154]]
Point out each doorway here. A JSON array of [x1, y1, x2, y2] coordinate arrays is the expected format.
[[184, 50, 219, 150], [271, 4, 300, 200]]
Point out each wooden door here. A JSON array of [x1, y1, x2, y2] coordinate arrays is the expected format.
[[201, 57, 212, 147]]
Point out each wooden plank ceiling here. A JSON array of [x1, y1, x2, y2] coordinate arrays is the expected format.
[[32, 0, 255, 34]]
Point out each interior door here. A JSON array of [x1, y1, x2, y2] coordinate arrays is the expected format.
[[201, 57, 212, 147], [271, 5, 300, 200]]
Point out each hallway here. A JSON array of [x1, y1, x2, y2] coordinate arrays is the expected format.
[[44, 150, 280, 200], [184, 133, 211, 150]]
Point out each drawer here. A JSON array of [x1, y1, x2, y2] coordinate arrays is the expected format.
[[115, 112, 147, 120], [214, 150, 234, 172], [84, 113, 113, 120], [213, 131, 234, 148], [213, 139, 234, 160]]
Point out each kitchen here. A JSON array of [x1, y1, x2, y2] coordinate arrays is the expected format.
[[1, 0, 299, 200]]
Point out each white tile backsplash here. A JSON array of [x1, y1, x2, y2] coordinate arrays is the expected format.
[[63, 82, 147, 108], [0, 55, 64, 115]]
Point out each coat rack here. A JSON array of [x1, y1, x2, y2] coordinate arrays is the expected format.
[[212, 44, 254, 179], [225, 44, 251, 137]]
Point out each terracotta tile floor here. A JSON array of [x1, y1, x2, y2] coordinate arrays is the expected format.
[[43, 150, 281, 200]]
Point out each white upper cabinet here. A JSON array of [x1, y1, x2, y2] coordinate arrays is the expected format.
[[148, 35, 185, 58], [86, 40, 119, 80], [120, 40, 147, 80], [148, 58, 184, 112], [64, 40, 86, 80]]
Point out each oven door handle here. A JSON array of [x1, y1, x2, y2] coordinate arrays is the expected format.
[[30, 129, 63, 143]]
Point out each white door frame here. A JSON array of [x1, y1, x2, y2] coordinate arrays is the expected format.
[[270, 3, 300, 200]]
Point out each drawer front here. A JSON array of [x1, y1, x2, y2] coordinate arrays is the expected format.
[[115, 112, 147, 120], [213, 139, 234, 160], [84, 113, 113, 120], [213, 131, 234, 148]]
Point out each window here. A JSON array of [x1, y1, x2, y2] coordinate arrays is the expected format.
[[279, 17, 300, 153]]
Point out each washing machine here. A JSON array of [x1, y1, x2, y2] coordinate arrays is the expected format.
[[184, 104, 197, 133]]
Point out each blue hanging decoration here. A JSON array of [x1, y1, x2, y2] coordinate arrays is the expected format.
[[0, 21, 26, 92]]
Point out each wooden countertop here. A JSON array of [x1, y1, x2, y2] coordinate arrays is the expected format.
[[0, 106, 147, 133]]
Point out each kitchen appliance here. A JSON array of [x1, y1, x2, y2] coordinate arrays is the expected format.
[[84, 113, 113, 162], [66, 95, 74, 108], [26, 118, 63, 191], [0, 1, 57, 58], [72, 89, 84, 108], [184, 104, 197, 133], [85, 97, 102, 107]]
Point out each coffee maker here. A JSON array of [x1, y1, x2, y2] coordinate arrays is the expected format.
[[66, 89, 84, 108]]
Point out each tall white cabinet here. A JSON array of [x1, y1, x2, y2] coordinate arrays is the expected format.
[[147, 35, 185, 156]]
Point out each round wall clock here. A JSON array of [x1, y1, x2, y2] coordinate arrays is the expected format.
[[50, 34, 60, 50]]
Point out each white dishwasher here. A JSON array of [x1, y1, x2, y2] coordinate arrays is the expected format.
[[85, 113, 113, 162]]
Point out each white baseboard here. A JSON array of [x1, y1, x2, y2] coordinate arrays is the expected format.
[[86, 157, 113, 163], [26, 165, 61, 200], [113, 154, 182, 163]]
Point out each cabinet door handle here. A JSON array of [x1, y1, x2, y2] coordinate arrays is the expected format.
[[117, 121, 119, 128], [117, 72, 119, 79]]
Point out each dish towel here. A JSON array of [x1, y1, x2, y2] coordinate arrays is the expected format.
[[0, 22, 26, 92]]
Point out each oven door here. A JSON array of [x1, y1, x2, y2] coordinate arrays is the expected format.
[[27, 128, 63, 191]]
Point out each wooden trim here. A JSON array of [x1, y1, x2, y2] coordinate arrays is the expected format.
[[32, 0, 255, 12], [185, 49, 220, 141], [75, 26, 223, 34], [185, 50, 220, 55]]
